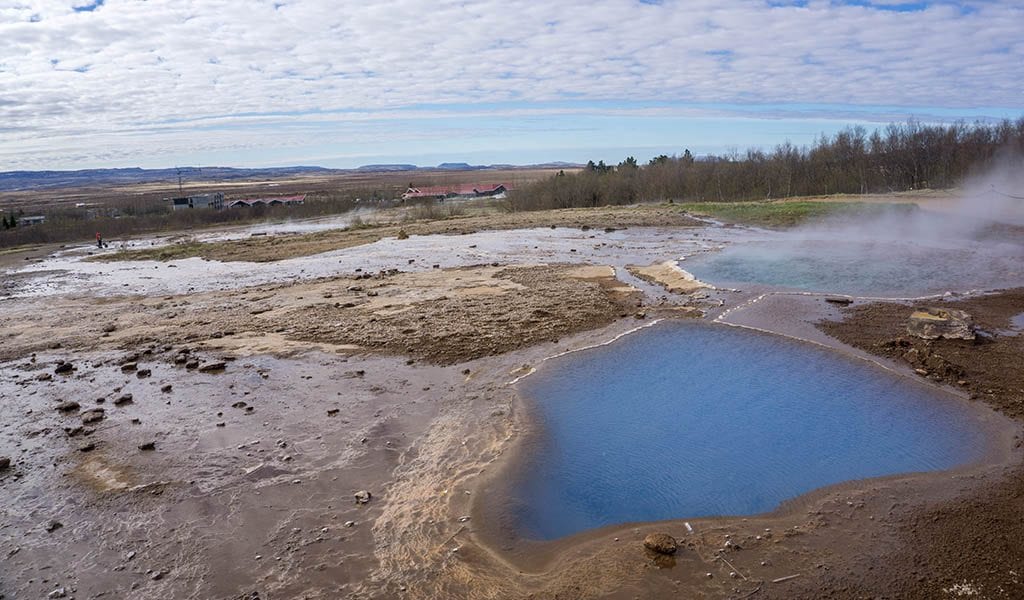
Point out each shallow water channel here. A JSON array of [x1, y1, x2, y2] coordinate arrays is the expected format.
[[508, 321, 991, 541]]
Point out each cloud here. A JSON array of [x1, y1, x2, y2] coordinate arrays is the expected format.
[[0, 0, 1021, 168]]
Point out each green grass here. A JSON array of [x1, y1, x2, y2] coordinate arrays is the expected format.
[[674, 200, 917, 228]]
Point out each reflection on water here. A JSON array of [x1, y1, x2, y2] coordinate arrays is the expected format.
[[510, 321, 989, 540]]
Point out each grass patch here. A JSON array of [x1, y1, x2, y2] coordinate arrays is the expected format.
[[675, 200, 917, 228]]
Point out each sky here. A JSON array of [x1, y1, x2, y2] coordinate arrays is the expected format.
[[0, 0, 1022, 171]]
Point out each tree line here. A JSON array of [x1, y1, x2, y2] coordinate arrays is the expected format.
[[507, 118, 1024, 211]]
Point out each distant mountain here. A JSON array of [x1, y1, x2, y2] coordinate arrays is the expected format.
[[435, 162, 478, 171], [0, 162, 584, 192], [354, 164, 419, 172]]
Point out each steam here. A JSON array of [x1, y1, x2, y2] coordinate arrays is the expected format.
[[688, 156, 1024, 297], [794, 154, 1024, 247]]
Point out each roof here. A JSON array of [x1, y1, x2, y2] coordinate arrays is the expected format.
[[402, 184, 511, 198], [233, 194, 306, 205]]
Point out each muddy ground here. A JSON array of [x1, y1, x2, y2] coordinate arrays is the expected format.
[[2, 204, 1023, 599]]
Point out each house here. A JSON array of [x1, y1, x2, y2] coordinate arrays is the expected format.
[[400, 184, 511, 201], [228, 194, 306, 208], [18, 215, 46, 226], [170, 193, 225, 210]]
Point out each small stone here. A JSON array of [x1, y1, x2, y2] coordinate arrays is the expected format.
[[81, 409, 105, 424], [216, 422, 226, 427], [161, 384, 173, 393], [326, 408, 340, 417], [138, 441, 156, 451], [54, 362, 74, 375], [354, 490, 372, 504], [102, 323, 117, 333], [151, 570, 165, 581], [137, 368, 152, 378], [79, 442, 97, 452], [121, 362, 138, 372], [46, 520, 63, 532], [344, 520, 356, 528], [0, 456, 10, 470], [56, 401, 81, 412], [114, 394, 134, 405], [185, 360, 200, 370], [47, 588, 67, 599], [199, 362, 227, 373], [643, 533, 678, 555]]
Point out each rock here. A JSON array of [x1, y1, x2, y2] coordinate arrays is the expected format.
[[37, 372, 53, 381], [161, 384, 173, 393], [199, 362, 227, 373], [185, 360, 200, 370], [47, 588, 67, 598], [326, 408, 340, 417], [102, 323, 117, 333], [81, 409, 106, 424], [54, 362, 74, 375], [56, 401, 81, 412], [79, 442, 97, 452], [137, 368, 152, 378], [354, 490, 372, 504], [0, 456, 10, 470], [907, 307, 975, 340], [46, 520, 63, 532], [138, 441, 156, 451], [825, 297, 853, 306], [397, 229, 409, 240], [643, 533, 678, 555], [121, 362, 138, 372]]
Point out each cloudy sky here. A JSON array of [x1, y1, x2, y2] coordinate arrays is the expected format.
[[1, 0, 1022, 170]]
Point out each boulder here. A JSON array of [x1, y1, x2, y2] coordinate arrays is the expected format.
[[907, 308, 975, 340], [643, 533, 678, 555], [354, 490, 372, 504]]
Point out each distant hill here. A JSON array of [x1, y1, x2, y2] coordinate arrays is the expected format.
[[0, 162, 583, 192]]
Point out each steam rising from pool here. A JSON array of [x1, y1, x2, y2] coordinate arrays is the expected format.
[[687, 160, 1024, 296]]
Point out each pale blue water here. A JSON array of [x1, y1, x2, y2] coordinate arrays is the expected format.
[[510, 322, 988, 540], [685, 239, 1024, 296]]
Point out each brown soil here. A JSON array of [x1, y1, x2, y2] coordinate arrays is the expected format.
[[0, 264, 639, 366], [795, 290, 1024, 599], [90, 205, 702, 263]]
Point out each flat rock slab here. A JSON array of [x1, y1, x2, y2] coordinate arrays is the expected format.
[[907, 307, 975, 340]]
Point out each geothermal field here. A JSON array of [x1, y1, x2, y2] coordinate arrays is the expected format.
[[2, 186, 1024, 600]]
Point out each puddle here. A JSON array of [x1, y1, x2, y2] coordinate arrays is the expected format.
[[505, 321, 992, 541]]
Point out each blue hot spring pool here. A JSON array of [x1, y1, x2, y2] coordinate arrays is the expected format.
[[508, 322, 989, 541], [683, 238, 1024, 296]]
